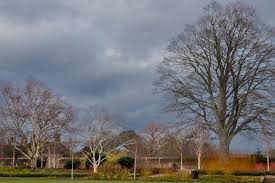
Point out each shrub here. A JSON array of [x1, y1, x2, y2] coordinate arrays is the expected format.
[[140, 168, 153, 177], [87, 163, 129, 180], [64, 160, 80, 169], [117, 156, 134, 169], [139, 167, 175, 177], [232, 171, 275, 176], [254, 152, 266, 163], [107, 152, 127, 163]]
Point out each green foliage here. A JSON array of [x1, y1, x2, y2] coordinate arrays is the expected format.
[[117, 156, 134, 169], [118, 130, 140, 141], [64, 160, 80, 169], [253, 151, 266, 163]]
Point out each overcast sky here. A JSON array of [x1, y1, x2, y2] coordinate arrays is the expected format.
[[0, 0, 275, 152]]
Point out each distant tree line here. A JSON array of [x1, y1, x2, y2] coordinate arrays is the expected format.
[[0, 80, 215, 171]]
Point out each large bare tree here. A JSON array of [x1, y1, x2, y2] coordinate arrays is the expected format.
[[0, 80, 73, 168], [155, 2, 275, 157]]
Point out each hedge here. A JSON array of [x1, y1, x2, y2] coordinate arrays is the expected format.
[[0, 168, 86, 177]]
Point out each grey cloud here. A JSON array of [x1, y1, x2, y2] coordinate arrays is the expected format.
[[0, 0, 274, 148]]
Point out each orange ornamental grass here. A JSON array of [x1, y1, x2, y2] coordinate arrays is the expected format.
[[201, 154, 256, 174]]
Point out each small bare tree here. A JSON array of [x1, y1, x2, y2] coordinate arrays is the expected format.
[[167, 127, 192, 171], [259, 129, 274, 172], [142, 122, 166, 157], [0, 127, 6, 165], [155, 1, 275, 158], [82, 106, 128, 173], [0, 80, 73, 168], [191, 119, 210, 170]]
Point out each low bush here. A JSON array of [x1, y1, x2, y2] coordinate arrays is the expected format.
[[117, 156, 134, 169], [254, 151, 267, 163], [64, 160, 80, 169], [232, 171, 275, 176], [140, 167, 175, 177], [87, 163, 129, 180], [107, 152, 127, 163], [140, 168, 153, 177]]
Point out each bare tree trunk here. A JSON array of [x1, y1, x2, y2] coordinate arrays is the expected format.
[[219, 135, 230, 161], [180, 150, 183, 171], [40, 156, 43, 169], [134, 143, 137, 181], [12, 138, 16, 167], [0, 144, 3, 166], [71, 149, 74, 179], [53, 142, 56, 169], [12, 147, 15, 167], [158, 156, 161, 167], [267, 148, 270, 172], [197, 151, 201, 170], [40, 148, 43, 169], [48, 148, 51, 169], [93, 165, 98, 173], [30, 157, 37, 169]]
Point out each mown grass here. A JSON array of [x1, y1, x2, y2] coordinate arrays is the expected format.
[[0, 178, 197, 183], [0, 176, 261, 183], [0, 167, 261, 182]]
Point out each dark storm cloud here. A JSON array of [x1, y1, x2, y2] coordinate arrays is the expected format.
[[0, 0, 275, 150]]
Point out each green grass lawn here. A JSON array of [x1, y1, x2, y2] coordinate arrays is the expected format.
[[0, 176, 262, 183], [0, 168, 262, 182], [0, 177, 226, 183]]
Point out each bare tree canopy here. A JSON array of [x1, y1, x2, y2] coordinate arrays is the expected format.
[[154, 1, 275, 157], [81, 105, 129, 173], [142, 122, 167, 157], [0, 80, 73, 168]]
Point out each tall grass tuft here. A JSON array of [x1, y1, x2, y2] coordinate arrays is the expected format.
[[202, 154, 256, 174]]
